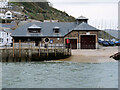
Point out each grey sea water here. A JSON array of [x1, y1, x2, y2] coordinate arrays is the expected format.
[[1, 61, 118, 88]]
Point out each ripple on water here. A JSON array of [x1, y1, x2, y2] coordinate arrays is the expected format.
[[2, 61, 118, 88]]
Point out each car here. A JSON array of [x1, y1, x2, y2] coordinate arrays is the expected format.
[[102, 41, 109, 46], [115, 40, 120, 46], [98, 38, 104, 41], [98, 40, 103, 44], [111, 39, 116, 42], [108, 41, 115, 46], [115, 41, 118, 44]]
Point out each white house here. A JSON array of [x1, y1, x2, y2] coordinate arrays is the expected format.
[[0, 11, 13, 19], [0, 1, 12, 9], [0, 29, 12, 47], [0, 1, 8, 8], [5, 11, 12, 19], [0, 13, 5, 19]]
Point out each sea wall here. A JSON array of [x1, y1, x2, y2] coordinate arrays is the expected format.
[[1, 48, 71, 62]]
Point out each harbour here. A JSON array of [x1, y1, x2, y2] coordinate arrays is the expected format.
[[1, 46, 118, 88], [1, 61, 118, 88], [0, 1, 119, 89]]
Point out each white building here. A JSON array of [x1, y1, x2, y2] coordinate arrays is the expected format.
[[0, 29, 12, 47], [0, 13, 5, 19], [0, 1, 8, 8], [5, 11, 12, 19], [0, 11, 12, 19], [0, 1, 12, 9]]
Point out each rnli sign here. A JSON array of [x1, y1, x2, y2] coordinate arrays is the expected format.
[[50, 40, 53, 44]]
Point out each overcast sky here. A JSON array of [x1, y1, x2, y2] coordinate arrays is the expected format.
[[49, 0, 119, 30]]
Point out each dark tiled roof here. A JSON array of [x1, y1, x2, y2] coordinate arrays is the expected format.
[[73, 22, 99, 31], [10, 22, 99, 37], [10, 22, 77, 37], [0, 22, 17, 29]]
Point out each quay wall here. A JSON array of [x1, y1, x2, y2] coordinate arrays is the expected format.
[[1, 48, 71, 62]]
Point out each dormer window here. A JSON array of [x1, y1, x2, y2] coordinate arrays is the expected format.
[[28, 28, 41, 33], [53, 27, 60, 33], [28, 24, 41, 33]]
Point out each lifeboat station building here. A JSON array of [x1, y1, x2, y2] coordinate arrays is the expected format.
[[10, 16, 100, 49]]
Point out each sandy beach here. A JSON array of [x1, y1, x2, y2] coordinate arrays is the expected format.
[[59, 46, 119, 63]]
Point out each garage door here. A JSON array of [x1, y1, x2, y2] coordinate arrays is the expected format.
[[70, 39, 77, 49], [81, 35, 96, 49]]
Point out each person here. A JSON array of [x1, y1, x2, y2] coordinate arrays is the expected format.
[[44, 44, 47, 48]]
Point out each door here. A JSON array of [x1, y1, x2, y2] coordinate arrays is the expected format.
[[65, 39, 77, 49], [81, 35, 96, 49], [70, 39, 77, 49], [35, 41, 39, 46]]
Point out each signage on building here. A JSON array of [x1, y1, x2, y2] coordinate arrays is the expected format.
[[44, 38, 49, 44], [86, 32, 90, 35], [66, 39, 70, 44], [50, 40, 53, 44]]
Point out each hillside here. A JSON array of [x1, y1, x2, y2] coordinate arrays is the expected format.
[[11, 2, 75, 22], [104, 29, 120, 39], [98, 30, 118, 40]]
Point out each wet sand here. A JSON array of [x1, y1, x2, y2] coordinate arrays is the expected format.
[[58, 46, 119, 63]]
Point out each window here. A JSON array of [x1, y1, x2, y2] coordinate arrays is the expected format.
[[53, 27, 60, 33], [28, 28, 41, 33], [0, 38, 2, 42], [7, 13, 10, 15], [54, 29, 59, 33], [7, 17, 11, 19], [0, 39, 4, 42]]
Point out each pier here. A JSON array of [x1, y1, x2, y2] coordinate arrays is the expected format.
[[0, 43, 71, 62]]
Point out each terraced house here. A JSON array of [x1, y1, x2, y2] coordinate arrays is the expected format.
[[9, 16, 100, 49]]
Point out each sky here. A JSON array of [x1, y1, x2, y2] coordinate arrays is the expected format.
[[49, 0, 119, 30]]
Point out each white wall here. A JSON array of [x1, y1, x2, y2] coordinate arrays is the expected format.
[[0, 30, 12, 46], [5, 11, 12, 19]]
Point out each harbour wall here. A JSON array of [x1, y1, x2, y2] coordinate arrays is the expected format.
[[1, 48, 71, 62]]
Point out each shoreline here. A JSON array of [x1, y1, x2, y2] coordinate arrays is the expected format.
[[58, 46, 118, 63]]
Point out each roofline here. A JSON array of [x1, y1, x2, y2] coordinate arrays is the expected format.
[[11, 29, 100, 38], [64, 30, 100, 37], [12, 36, 64, 38], [76, 18, 88, 20], [72, 29, 100, 31]]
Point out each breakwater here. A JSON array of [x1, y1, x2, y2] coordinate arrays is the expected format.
[[1, 47, 71, 62]]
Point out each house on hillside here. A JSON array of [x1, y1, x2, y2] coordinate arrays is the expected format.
[[0, 11, 13, 19], [0, 29, 12, 47], [9, 16, 100, 49], [5, 11, 13, 19], [0, 1, 12, 9]]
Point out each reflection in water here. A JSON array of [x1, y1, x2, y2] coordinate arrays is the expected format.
[[2, 61, 118, 88]]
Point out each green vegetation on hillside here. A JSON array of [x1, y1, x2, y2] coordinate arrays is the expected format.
[[98, 30, 118, 40], [11, 2, 75, 22]]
